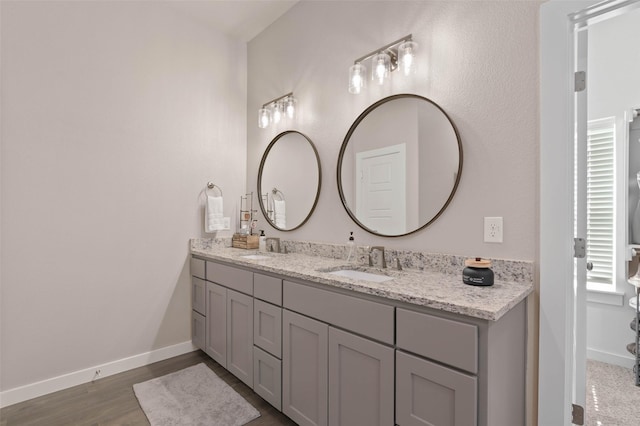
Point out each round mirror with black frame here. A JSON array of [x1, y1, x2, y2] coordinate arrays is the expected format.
[[258, 130, 321, 231], [337, 94, 462, 237]]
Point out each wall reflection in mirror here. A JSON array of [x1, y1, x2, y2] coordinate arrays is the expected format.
[[258, 131, 321, 231], [338, 94, 462, 237]]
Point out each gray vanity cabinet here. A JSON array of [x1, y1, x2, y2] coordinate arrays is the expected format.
[[396, 350, 477, 426], [328, 327, 394, 426], [282, 281, 395, 426], [282, 309, 328, 426], [192, 257, 527, 426], [203, 261, 255, 387], [205, 282, 227, 366]]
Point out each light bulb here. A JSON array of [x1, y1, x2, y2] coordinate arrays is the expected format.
[[398, 41, 418, 76], [258, 107, 270, 128], [348, 63, 366, 94], [272, 102, 282, 124], [371, 52, 390, 85], [285, 96, 297, 119]]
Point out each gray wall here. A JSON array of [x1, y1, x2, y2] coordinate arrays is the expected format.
[[1, 1, 246, 393], [247, 0, 540, 260]]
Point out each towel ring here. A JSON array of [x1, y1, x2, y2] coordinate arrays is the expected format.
[[206, 182, 223, 197], [272, 188, 285, 201]]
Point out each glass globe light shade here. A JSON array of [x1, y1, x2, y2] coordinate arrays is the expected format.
[[398, 41, 418, 76], [371, 52, 390, 85], [271, 101, 283, 124], [348, 63, 366, 94], [285, 96, 297, 119], [258, 107, 271, 128]]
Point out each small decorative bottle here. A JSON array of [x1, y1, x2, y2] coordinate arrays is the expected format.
[[258, 230, 267, 252], [633, 172, 640, 244], [346, 232, 356, 263]]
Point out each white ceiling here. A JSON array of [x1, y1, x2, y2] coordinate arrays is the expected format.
[[165, 0, 299, 42]]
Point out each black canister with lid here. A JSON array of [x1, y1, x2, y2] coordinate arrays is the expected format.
[[462, 257, 494, 286]]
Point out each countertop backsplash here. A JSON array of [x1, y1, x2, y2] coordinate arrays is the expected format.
[[190, 238, 533, 286]]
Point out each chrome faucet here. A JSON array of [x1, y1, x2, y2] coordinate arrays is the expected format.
[[265, 237, 280, 253], [369, 246, 386, 268]]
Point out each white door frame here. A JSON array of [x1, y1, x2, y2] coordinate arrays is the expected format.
[[539, 1, 640, 424]]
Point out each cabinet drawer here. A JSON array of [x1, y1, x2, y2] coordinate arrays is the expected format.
[[254, 273, 282, 306], [283, 281, 394, 345], [191, 257, 205, 279], [206, 261, 253, 295], [192, 311, 206, 350], [192, 277, 206, 315], [253, 346, 282, 411], [254, 300, 282, 358], [397, 308, 478, 374]]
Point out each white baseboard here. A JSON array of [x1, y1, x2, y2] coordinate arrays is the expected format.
[[587, 347, 636, 368], [0, 341, 197, 408]]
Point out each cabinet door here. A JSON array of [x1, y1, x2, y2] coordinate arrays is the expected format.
[[205, 282, 227, 366], [254, 299, 282, 358], [328, 327, 394, 426], [227, 289, 253, 387], [192, 277, 206, 315], [192, 311, 206, 350], [283, 309, 328, 426], [396, 350, 477, 426]]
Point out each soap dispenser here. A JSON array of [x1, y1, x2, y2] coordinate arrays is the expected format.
[[258, 230, 266, 252], [346, 232, 356, 263]]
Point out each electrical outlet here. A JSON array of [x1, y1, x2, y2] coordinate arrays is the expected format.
[[484, 217, 503, 243]]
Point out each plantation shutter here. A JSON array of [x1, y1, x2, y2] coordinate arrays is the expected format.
[[586, 120, 615, 286]]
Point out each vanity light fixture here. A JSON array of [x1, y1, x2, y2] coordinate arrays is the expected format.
[[257, 92, 297, 128], [348, 34, 417, 93]]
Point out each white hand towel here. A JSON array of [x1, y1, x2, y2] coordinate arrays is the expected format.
[[273, 199, 286, 228], [205, 195, 225, 232]]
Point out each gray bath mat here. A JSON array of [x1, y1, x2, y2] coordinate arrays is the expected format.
[[133, 363, 260, 426]]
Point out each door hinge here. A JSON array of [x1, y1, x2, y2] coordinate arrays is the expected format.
[[574, 238, 586, 259], [572, 403, 584, 425], [575, 71, 586, 92]]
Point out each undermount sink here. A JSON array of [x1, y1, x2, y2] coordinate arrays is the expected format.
[[327, 268, 393, 283], [240, 254, 271, 260]]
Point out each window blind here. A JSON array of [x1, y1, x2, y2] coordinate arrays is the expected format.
[[586, 120, 615, 286]]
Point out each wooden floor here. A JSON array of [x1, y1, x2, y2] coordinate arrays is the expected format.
[[0, 350, 295, 426]]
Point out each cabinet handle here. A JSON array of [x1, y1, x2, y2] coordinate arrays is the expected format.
[[586, 262, 594, 271]]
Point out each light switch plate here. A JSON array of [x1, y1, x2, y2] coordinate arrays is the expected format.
[[484, 217, 503, 243]]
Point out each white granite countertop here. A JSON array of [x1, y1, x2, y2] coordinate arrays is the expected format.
[[191, 245, 533, 321]]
